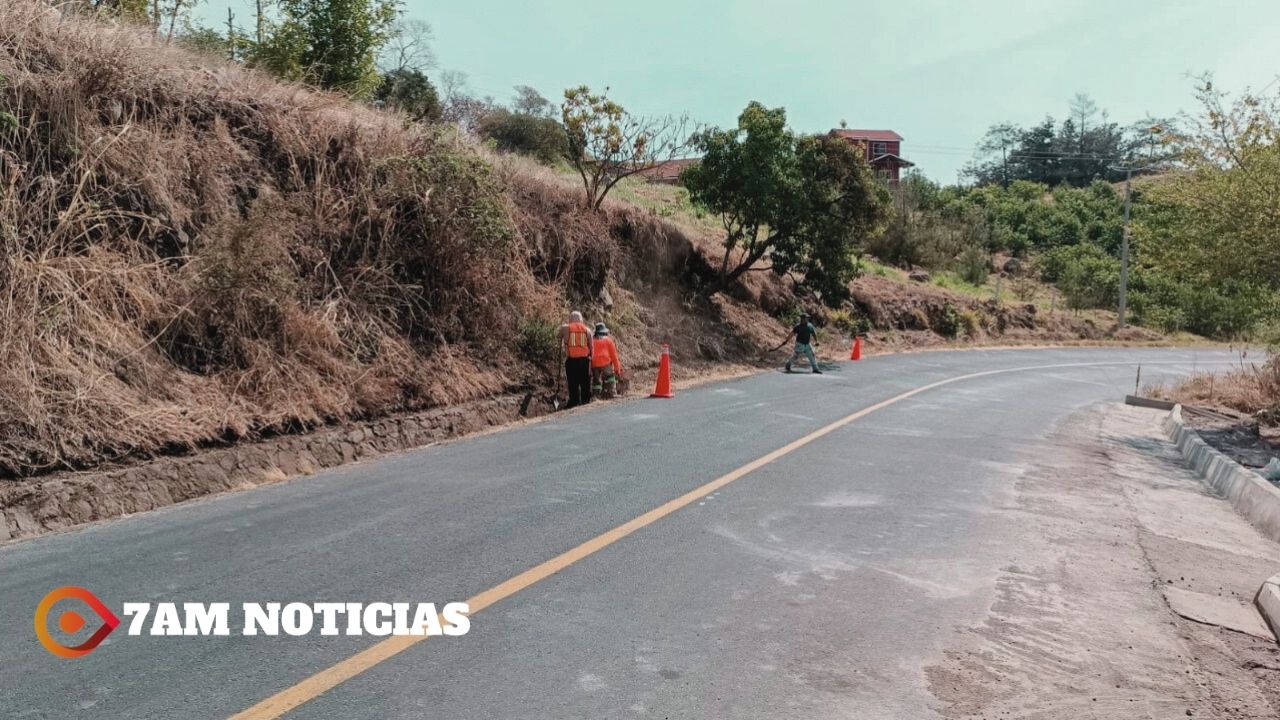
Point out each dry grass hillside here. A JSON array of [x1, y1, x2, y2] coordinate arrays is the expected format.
[[0, 2, 793, 478]]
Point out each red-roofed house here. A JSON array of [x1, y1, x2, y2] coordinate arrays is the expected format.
[[635, 158, 700, 185], [829, 129, 914, 182]]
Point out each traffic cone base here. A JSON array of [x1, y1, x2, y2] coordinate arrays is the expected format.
[[650, 344, 674, 398], [850, 336, 862, 361]]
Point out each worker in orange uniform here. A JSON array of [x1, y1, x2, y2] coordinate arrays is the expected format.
[[559, 311, 593, 408], [590, 322, 624, 398]]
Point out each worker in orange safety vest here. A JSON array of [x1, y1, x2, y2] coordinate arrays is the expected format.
[[559, 310, 593, 408], [590, 322, 623, 398]]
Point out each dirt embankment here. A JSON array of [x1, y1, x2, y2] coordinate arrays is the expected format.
[[0, 1, 782, 482], [0, 2, 794, 538], [848, 274, 1163, 349]]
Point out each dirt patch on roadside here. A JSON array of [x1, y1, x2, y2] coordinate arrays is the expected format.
[[925, 403, 1280, 719]]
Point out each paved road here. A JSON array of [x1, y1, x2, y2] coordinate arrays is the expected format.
[[0, 347, 1238, 719]]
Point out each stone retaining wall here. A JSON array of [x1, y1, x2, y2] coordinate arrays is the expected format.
[[0, 394, 538, 542]]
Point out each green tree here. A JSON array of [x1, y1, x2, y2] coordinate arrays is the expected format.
[[478, 109, 567, 165], [253, 0, 398, 97], [176, 24, 233, 58], [374, 68, 441, 122], [1141, 79, 1280, 289], [681, 102, 890, 303], [965, 97, 1159, 188], [1129, 79, 1280, 339], [561, 85, 691, 210]]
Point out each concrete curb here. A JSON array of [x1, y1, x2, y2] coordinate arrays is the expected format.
[[1163, 405, 1280, 543], [1259, 574, 1280, 641], [1164, 405, 1280, 643]]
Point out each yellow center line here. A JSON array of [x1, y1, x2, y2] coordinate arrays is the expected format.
[[229, 358, 1214, 720]]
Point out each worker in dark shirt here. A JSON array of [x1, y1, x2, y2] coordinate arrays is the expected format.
[[784, 312, 822, 374]]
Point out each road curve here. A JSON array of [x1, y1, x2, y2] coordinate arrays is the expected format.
[[0, 346, 1237, 719]]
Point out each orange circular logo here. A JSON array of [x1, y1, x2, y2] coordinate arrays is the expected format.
[[34, 586, 120, 658]]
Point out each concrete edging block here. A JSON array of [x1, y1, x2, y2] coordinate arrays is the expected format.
[[1163, 405, 1280, 544], [1258, 574, 1280, 642], [1165, 405, 1280, 644]]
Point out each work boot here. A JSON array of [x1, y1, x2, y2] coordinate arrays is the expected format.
[[812, 368, 823, 374], [784, 363, 792, 373]]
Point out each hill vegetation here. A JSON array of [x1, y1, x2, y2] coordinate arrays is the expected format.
[[2, 0, 1274, 483], [873, 87, 1280, 345]]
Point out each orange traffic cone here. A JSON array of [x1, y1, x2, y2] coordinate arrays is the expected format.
[[850, 336, 862, 361], [650, 344, 674, 398]]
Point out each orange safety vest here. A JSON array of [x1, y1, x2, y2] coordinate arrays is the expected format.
[[591, 336, 621, 372], [565, 322, 591, 358]]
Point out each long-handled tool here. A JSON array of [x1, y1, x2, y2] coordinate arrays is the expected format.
[[758, 338, 791, 362], [552, 346, 563, 410]]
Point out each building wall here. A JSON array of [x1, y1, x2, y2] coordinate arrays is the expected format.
[[829, 132, 906, 182]]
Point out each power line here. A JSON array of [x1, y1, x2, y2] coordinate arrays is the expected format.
[[908, 147, 1123, 162]]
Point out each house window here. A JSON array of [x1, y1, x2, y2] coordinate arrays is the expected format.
[[871, 141, 888, 157], [876, 168, 892, 180]]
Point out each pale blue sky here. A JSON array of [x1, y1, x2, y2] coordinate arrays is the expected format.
[[197, 0, 1280, 181]]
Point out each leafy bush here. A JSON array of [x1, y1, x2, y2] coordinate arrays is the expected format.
[[478, 109, 568, 165], [517, 317, 560, 364], [1054, 253, 1119, 311], [1129, 273, 1275, 339], [252, 0, 399, 97], [1040, 243, 1113, 282], [935, 303, 962, 338], [869, 180, 985, 269], [1255, 321, 1280, 350]]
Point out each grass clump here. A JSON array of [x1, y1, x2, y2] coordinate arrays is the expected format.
[[957, 245, 990, 286]]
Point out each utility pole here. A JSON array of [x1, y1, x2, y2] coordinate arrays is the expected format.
[[226, 8, 236, 61], [1118, 166, 1133, 328], [255, 0, 264, 44], [1001, 142, 1009, 188]]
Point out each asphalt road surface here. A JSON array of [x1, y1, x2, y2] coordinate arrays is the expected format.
[[0, 347, 1241, 719]]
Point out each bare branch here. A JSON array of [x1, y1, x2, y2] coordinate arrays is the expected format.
[[381, 19, 436, 73]]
